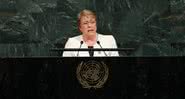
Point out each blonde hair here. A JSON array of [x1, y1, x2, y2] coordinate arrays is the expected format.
[[77, 9, 96, 26]]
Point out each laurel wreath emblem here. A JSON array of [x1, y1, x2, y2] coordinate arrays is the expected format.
[[76, 60, 109, 89]]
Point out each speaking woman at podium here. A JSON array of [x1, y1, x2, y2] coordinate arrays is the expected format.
[[63, 9, 119, 57]]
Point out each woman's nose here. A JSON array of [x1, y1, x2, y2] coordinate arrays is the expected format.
[[87, 23, 91, 27]]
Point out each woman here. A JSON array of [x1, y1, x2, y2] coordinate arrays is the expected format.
[[63, 9, 119, 57]]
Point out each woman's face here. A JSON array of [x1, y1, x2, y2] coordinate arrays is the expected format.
[[79, 15, 97, 37]]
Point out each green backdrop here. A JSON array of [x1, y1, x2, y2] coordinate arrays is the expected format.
[[0, 0, 185, 56]]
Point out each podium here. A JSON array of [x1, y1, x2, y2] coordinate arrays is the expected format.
[[50, 48, 135, 56], [0, 57, 184, 99]]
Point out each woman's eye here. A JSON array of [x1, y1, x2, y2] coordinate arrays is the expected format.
[[91, 21, 95, 24]]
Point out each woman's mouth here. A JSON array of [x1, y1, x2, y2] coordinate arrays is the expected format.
[[88, 29, 94, 32]]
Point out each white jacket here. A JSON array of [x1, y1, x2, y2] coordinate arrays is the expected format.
[[63, 33, 119, 57]]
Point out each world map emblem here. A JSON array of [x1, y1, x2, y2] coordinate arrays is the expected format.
[[76, 60, 109, 89]]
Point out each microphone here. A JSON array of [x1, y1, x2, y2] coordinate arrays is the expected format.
[[97, 41, 108, 56], [88, 46, 94, 57], [77, 41, 83, 56]]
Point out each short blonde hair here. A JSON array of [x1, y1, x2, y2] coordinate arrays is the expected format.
[[77, 9, 96, 26]]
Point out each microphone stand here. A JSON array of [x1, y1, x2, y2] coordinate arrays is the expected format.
[[77, 41, 83, 56], [97, 41, 108, 56]]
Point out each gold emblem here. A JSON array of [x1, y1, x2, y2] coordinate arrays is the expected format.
[[76, 60, 109, 89]]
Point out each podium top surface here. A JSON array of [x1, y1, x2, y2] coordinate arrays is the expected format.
[[50, 48, 135, 51]]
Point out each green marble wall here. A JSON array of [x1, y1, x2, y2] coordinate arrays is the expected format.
[[0, 0, 185, 56]]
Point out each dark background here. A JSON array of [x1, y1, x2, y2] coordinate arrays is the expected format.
[[1, 0, 185, 56]]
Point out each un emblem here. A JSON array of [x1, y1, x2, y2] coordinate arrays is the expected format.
[[76, 60, 109, 89]]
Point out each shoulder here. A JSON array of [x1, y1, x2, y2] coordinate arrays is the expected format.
[[98, 33, 115, 41], [97, 33, 118, 48], [64, 35, 82, 48]]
